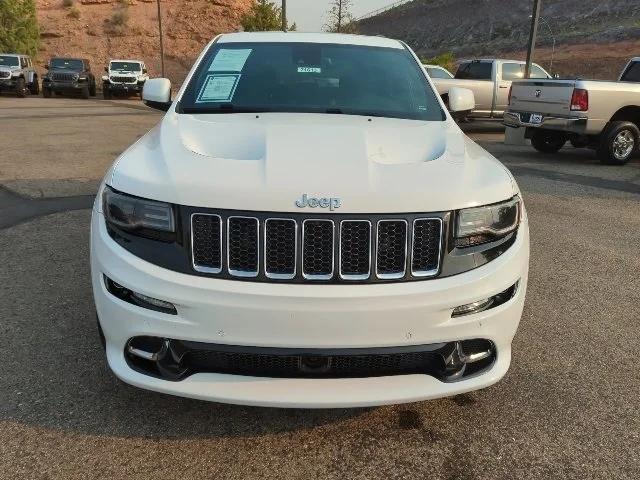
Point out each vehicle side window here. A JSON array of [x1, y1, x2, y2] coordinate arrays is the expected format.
[[455, 62, 492, 80], [502, 63, 525, 80], [427, 67, 452, 79], [530, 65, 549, 79], [621, 62, 640, 82], [20, 57, 28, 68]]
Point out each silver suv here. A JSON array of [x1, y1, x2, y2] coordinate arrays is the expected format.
[[0, 54, 39, 98]]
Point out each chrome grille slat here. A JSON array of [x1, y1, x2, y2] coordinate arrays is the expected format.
[[411, 218, 443, 277], [264, 218, 297, 279], [227, 216, 259, 277], [191, 214, 222, 273], [376, 220, 408, 279], [302, 219, 335, 280], [339, 220, 371, 280]]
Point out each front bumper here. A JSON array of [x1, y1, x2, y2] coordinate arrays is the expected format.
[[105, 82, 143, 93], [44, 80, 87, 92], [0, 78, 17, 88], [91, 209, 529, 408], [504, 110, 588, 135]]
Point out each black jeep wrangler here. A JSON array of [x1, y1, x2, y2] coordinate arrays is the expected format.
[[42, 57, 96, 99]]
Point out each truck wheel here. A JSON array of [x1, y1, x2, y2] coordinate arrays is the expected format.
[[531, 130, 566, 153], [103, 87, 111, 100], [29, 77, 39, 95], [81, 86, 90, 99], [90, 82, 97, 97], [15, 77, 26, 98], [42, 86, 52, 98], [596, 121, 639, 165]]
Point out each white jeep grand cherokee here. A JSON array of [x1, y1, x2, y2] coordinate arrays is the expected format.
[[91, 32, 529, 408]]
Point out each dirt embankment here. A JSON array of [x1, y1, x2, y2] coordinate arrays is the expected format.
[[36, 0, 253, 85]]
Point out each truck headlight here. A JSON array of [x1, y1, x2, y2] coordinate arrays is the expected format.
[[103, 186, 175, 235], [455, 197, 521, 248]]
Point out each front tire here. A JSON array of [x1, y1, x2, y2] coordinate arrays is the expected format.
[[90, 82, 97, 97], [81, 85, 90, 99], [103, 86, 111, 100], [42, 86, 52, 98], [15, 77, 26, 98], [531, 129, 566, 154], [596, 121, 639, 165]]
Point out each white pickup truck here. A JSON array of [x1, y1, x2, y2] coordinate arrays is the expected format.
[[504, 57, 640, 165], [432, 59, 551, 118]]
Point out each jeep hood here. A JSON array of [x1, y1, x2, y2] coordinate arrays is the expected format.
[[110, 112, 516, 213]]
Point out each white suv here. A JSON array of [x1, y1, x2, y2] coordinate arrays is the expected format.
[[91, 32, 529, 408]]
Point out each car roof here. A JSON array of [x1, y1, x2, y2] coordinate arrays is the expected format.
[[218, 32, 404, 49], [0, 53, 26, 57], [110, 59, 144, 63], [50, 57, 87, 61]]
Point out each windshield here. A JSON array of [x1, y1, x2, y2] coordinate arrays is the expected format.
[[50, 58, 83, 70], [111, 62, 141, 72], [180, 42, 444, 121], [0, 56, 19, 67], [426, 67, 453, 79]]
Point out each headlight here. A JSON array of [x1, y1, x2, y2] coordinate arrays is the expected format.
[[455, 197, 521, 248], [103, 186, 175, 235]]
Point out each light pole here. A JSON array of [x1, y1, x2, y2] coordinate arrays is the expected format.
[[282, 0, 287, 31], [157, 0, 165, 78], [524, 0, 542, 79]]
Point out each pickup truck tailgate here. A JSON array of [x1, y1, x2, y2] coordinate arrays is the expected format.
[[509, 80, 576, 116]]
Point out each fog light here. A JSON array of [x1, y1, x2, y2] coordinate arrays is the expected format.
[[452, 281, 519, 318], [104, 276, 177, 315]]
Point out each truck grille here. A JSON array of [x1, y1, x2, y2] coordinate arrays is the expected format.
[[190, 211, 443, 284], [0, 70, 10, 79], [52, 72, 78, 82], [110, 75, 137, 84]]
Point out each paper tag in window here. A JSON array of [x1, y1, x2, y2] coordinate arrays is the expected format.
[[297, 67, 321, 73], [197, 74, 240, 102], [209, 49, 252, 72]]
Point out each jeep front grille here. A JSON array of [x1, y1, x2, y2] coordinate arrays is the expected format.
[[110, 75, 137, 84], [52, 72, 78, 82], [190, 211, 444, 284]]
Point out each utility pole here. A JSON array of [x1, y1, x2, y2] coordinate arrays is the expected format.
[[525, 0, 542, 78], [282, 0, 287, 31], [157, 0, 165, 77], [337, 0, 343, 33]]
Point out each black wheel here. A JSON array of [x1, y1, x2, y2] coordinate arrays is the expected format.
[[103, 86, 111, 100], [90, 82, 97, 97], [42, 86, 52, 98], [531, 129, 566, 154], [15, 77, 26, 98], [596, 121, 639, 165], [81, 85, 90, 99], [29, 76, 39, 95]]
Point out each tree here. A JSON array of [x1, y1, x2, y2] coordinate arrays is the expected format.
[[241, 0, 295, 32], [325, 0, 357, 33], [0, 0, 40, 57]]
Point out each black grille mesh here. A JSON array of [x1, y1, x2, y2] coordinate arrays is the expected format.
[[303, 220, 334, 277], [191, 215, 221, 271], [111, 76, 136, 83], [187, 349, 442, 378], [340, 221, 371, 278], [376, 221, 407, 276], [265, 219, 296, 276], [228, 217, 259, 274], [412, 219, 442, 275], [52, 72, 76, 82], [0, 70, 10, 79]]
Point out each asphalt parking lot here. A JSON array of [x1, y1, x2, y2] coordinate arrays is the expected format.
[[1, 97, 639, 480]]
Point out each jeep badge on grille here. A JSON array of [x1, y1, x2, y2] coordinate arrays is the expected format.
[[295, 194, 341, 211]]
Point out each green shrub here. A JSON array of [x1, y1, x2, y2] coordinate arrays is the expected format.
[[110, 7, 128, 26], [68, 5, 80, 18], [0, 0, 40, 57], [62, 0, 74, 7], [422, 52, 456, 72]]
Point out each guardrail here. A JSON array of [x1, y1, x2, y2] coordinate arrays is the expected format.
[[355, 0, 414, 21]]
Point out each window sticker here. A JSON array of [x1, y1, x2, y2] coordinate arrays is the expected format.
[[297, 66, 322, 74], [197, 74, 241, 103], [209, 49, 252, 72]]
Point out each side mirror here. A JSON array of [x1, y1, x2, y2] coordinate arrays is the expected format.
[[143, 78, 172, 111], [44, 64, 49, 70], [447, 87, 475, 113], [104, 66, 108, 72], [553, 73, 560, 79], [143, 68, 148, 74]]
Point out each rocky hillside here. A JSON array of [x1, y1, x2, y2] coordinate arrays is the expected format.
[[36, 0, 253, 85], [357, 0, 640, 79]]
